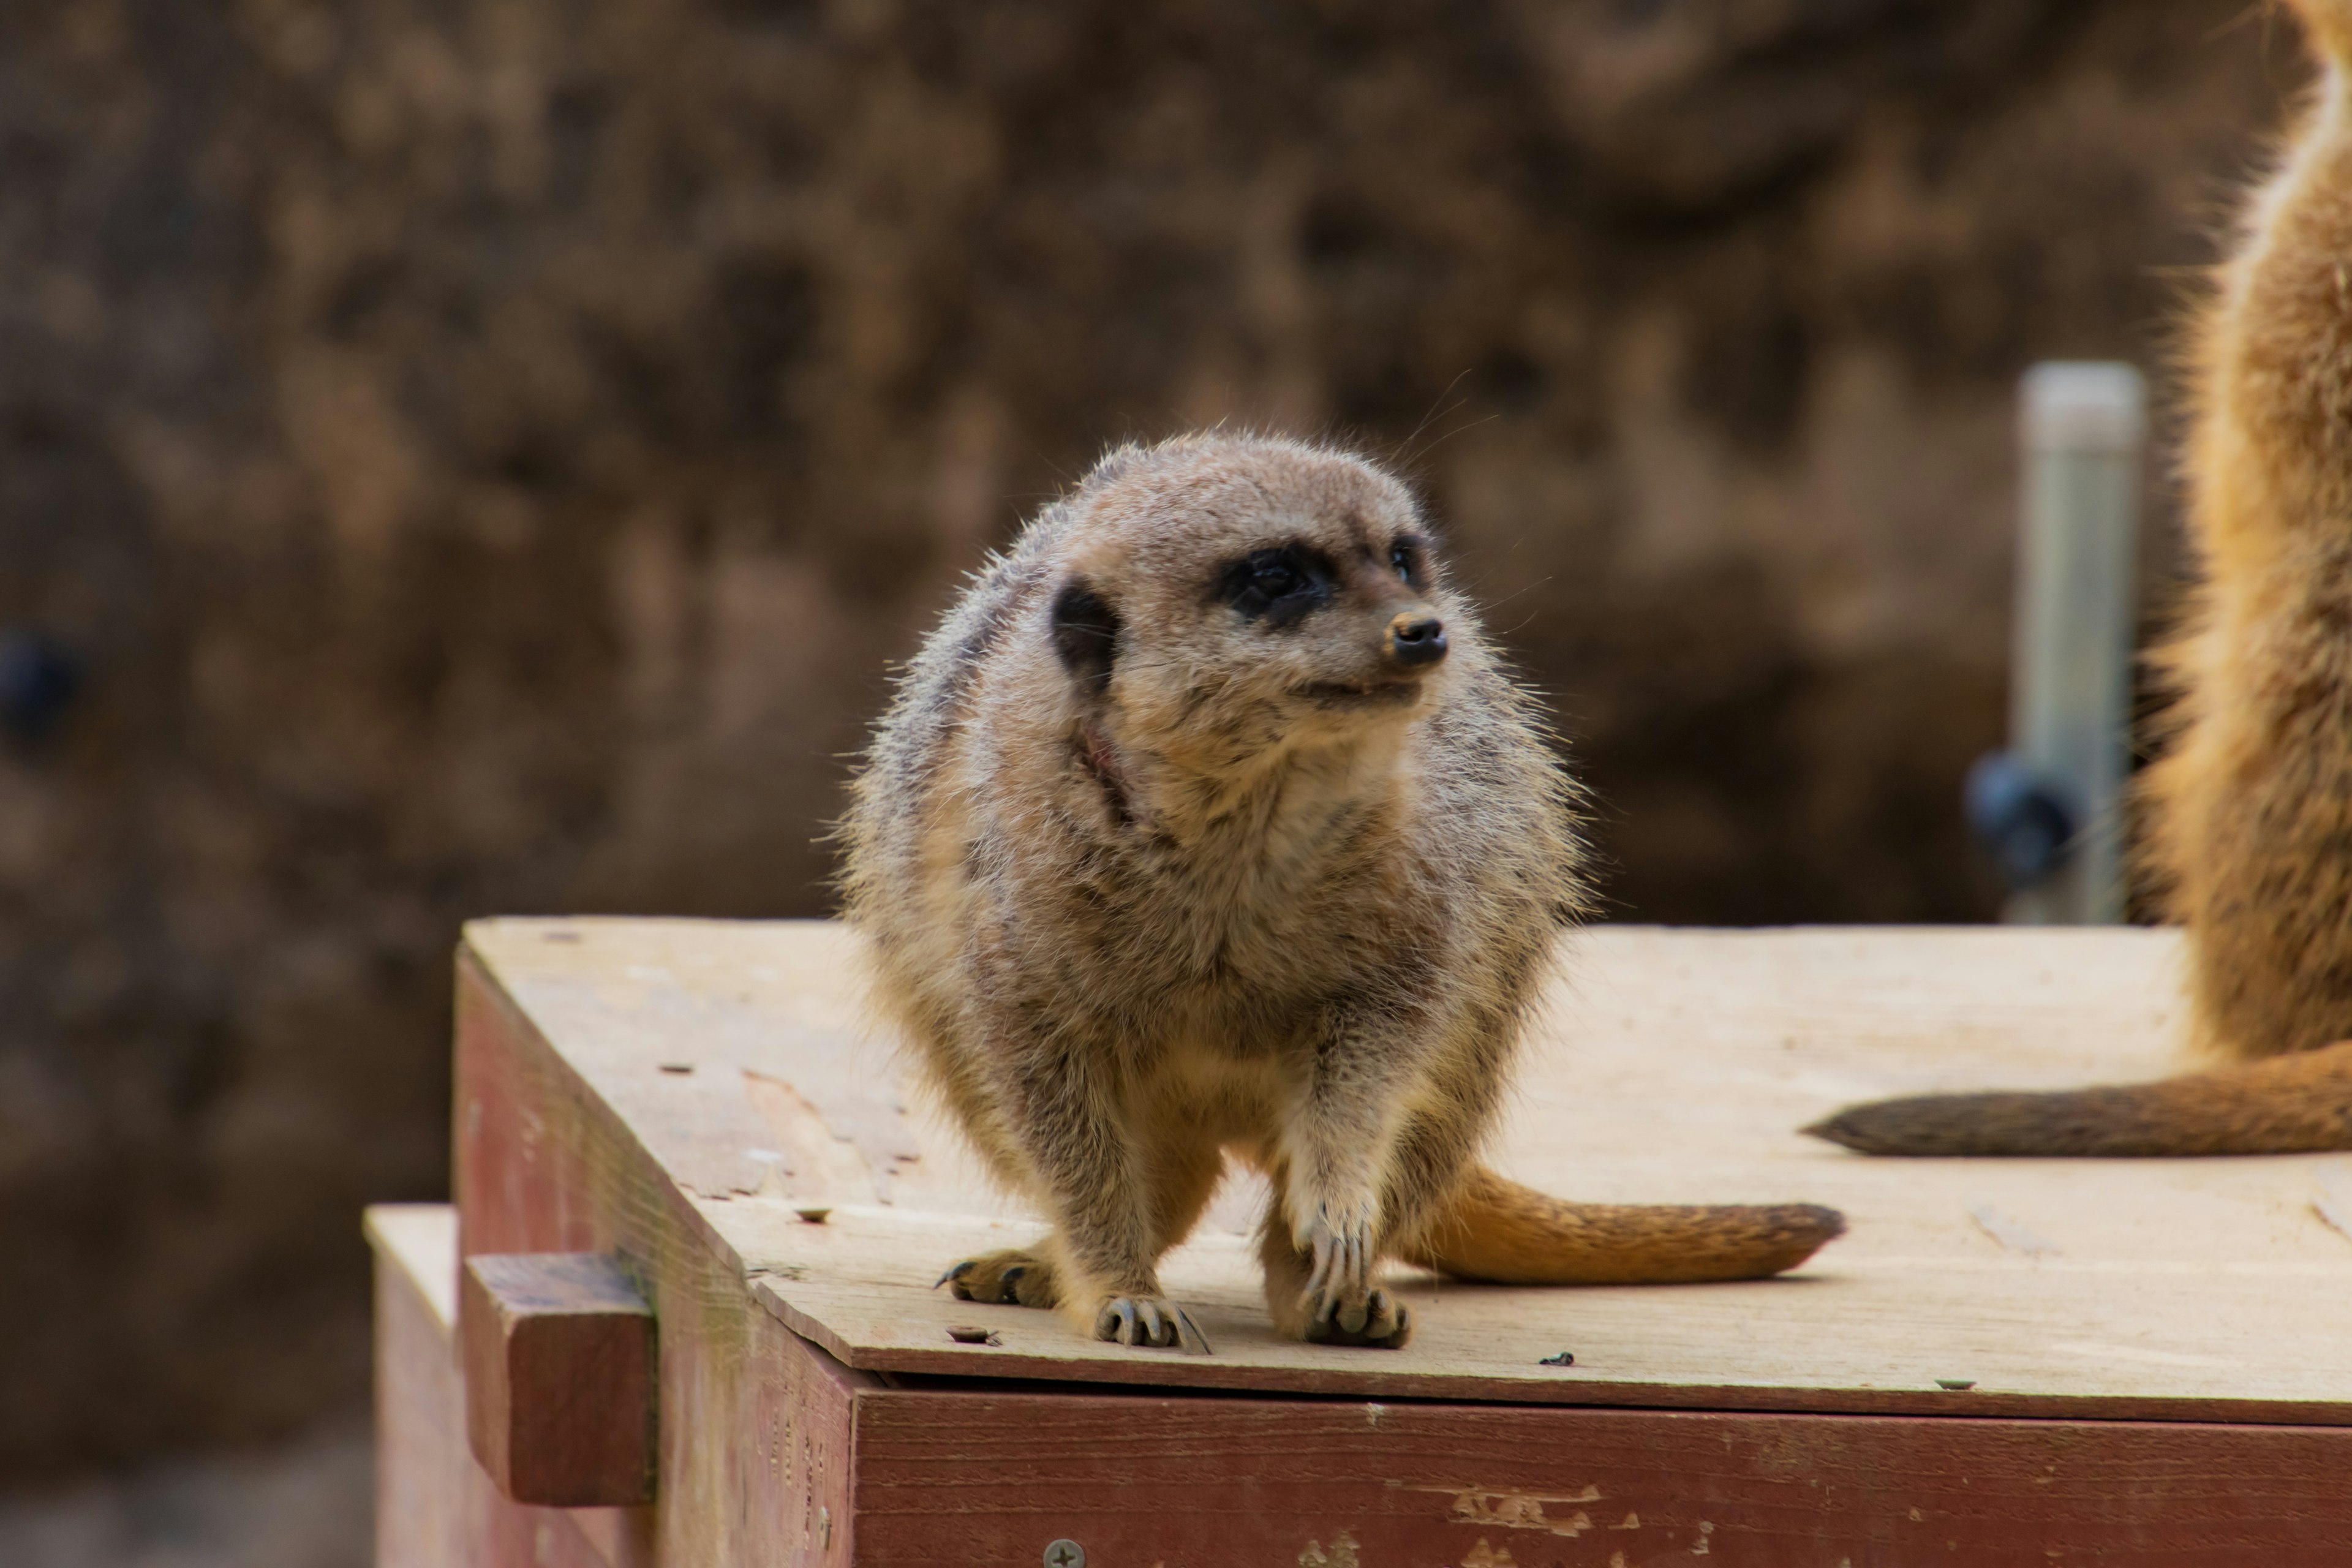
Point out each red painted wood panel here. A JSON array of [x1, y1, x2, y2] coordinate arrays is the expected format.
[[461, 1253, 658, 1508], [849, 1389, 2352, 1566], [370, 1208, 653, 1568], [457, 954, 862, 1564]]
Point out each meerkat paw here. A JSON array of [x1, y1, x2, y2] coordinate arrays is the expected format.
[[935, 1249, 1059, 1308], [1091, 1294, 1213, 1354], [1292, 1201, 1409, 1347], [1302, 1286, 1412, 1349]]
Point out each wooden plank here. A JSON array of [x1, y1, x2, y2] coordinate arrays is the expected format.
[[846, 1385, 2352, 1566], [454, 959, 864, 1564], [461, 1253, 657, 1507], [366, 1204, 654, 1568], [451, 930, 2352, 1563], [369, 1205, 469, 1568], [459, 918, 2352, 1425]]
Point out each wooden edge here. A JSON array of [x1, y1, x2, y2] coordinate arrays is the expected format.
[[366, 1204, 460, 1332], [453, 941, 867, 1559], [747, 1278, 2352, 1429], [461, 1253, 658, 1509], [842, 1385, 2352, 1565], [372, 1205, 467, 1568], [372, 1202, 654, 1567], [466, 1251, 658, 1317], [455, 940, 751, 1272]]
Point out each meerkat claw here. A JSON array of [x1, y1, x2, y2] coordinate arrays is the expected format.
[[937, 1250, 1058, 1306], [1300, 1207, 1378, 1328], [1093, 1295, 1213, 1354], [1172, 1306, 1213, 1355], [1304, 1289, 1411, 1349]]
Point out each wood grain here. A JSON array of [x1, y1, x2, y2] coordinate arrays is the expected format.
[[848, 1387, 2352, 1566], [462, 918, 2352, 1424], [461, 1252, 657, 1507], [370, 1205, 469, 1568], [454, 955, 864, 1562], [367, 1204, 653, 1568]]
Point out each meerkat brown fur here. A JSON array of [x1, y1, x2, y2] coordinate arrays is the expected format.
[[841, 433, 1843, 1352], [1810, 0, 2352, 1158]]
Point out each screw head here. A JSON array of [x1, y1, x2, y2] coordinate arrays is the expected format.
[[1044, 1540, 1086, 1568]]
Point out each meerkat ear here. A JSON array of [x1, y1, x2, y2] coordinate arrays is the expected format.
[[1050, 578, 1120, 696]]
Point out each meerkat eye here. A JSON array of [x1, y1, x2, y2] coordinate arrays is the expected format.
[[1253, 557, 1302, 597], [1390, 534, 1429, 589], [1215, 545, 1335, 627]]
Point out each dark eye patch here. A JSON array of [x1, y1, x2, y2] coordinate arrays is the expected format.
[[1389, 533, 1431, 590], [1050, 578, 1121, 695], [1214, 545, 1338, 628]]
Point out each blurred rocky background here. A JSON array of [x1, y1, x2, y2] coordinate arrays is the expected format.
[[0, 0, 2302, 1550]]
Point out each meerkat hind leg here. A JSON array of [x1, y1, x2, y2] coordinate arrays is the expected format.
[[938, 1248, 1060, 1308]]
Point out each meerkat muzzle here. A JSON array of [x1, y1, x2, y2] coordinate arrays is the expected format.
[[1386, 610, 1448, 668]]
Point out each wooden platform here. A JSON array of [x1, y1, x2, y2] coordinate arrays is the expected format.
[[390, 918, 2352, 1563]]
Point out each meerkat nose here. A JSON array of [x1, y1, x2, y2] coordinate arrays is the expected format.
[[1387, 611, 1449, 668]]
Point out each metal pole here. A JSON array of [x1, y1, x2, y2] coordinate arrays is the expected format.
[[2000, 361, 2146, 924]]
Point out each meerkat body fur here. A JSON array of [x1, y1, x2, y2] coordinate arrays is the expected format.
[[843, 433, 1842, 1352], [1809, 0, 2352, 1158]]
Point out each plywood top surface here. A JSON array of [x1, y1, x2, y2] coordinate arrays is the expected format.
[[465, 918, 2352, 1423]]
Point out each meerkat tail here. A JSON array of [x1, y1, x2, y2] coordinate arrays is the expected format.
[[1804, 1041, 2352, 1158], [1399, 1164, 1844, 1286]]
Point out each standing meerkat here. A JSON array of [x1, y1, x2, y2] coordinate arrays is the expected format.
[[841, 432, 1842, 1352], [1810, 0, 2352, 1158]]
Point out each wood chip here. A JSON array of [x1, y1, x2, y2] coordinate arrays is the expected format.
[[1968, 1202, 2059, 1257], [2313, 1169, 2352, 1245]]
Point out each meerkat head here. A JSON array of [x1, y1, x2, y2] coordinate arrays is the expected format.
[[1043, 435, 1459, 774]]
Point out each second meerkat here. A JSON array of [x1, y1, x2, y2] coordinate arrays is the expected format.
[[1807, 0, 2352, 1159], [842, 433, 1842, 1352]]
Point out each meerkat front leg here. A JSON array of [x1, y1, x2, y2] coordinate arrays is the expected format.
[[1265, 1014, 1423, 1349], [991, 1041, 1215, 1354]]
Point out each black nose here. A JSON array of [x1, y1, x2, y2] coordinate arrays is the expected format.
[[1388, 612, 1447, 668]]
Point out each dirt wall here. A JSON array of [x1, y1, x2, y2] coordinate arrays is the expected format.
[[0, 0, 2297, 1476]]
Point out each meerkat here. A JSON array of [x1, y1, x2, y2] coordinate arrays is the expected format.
[[1807, 0, 2352, 1159], [840, 432, 1843, 1353]]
